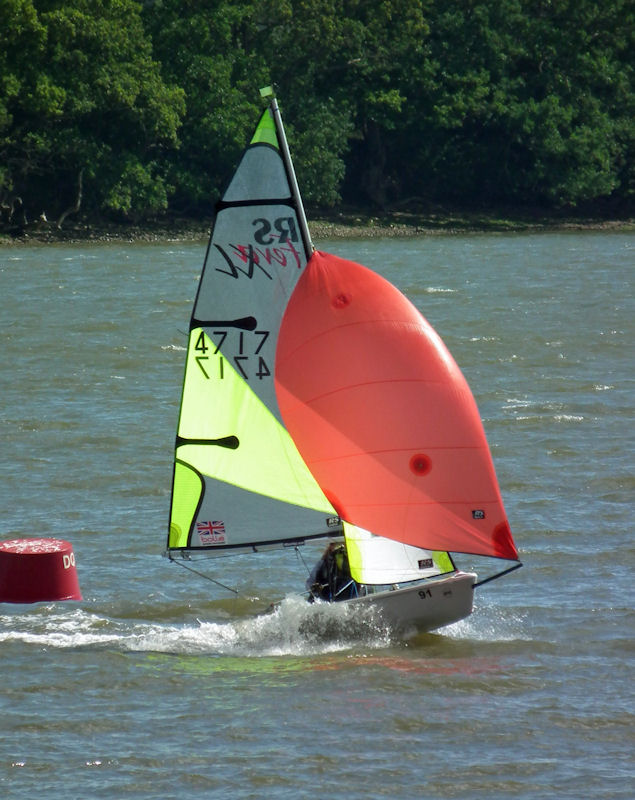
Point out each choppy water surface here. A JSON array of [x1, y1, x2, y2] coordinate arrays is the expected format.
[[1, 232, 632, 799]]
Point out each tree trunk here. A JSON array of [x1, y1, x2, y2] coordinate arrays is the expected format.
[[57, 169, 84, 229]]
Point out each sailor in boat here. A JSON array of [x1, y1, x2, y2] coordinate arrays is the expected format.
[[306, 541, 358, 603]]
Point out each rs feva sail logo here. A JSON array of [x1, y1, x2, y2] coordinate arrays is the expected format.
[[214, 216, 304, 278], [252, 216, 298, 244]]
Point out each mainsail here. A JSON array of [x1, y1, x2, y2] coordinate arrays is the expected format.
[[168, 96, 517, 572], [168, 106, 339, 552]]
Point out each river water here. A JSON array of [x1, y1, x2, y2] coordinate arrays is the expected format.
[[1, 232, 632, 799]]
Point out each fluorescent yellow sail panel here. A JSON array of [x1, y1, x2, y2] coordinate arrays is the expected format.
[[175, 328, 334, 517], [169, 461, 203, 548], [251, 109, 278, 148], [432, 551, 454, 573]]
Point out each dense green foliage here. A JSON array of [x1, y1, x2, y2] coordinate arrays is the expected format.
[[1, 0, 632, 227]]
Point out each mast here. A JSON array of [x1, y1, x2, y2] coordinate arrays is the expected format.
[[261, 87, 314, 261]]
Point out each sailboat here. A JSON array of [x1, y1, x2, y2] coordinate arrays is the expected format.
[[166, 87, 521, 635]]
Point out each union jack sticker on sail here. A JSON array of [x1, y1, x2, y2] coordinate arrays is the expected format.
[[196, 520, 226, 545]]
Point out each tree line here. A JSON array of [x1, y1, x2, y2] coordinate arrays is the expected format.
[[1, 0, 632, 231]]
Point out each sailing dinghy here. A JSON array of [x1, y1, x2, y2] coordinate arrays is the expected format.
[[166, 88, 521, 635]]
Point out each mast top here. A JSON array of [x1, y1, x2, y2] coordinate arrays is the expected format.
[[259, 86, 313, 259]]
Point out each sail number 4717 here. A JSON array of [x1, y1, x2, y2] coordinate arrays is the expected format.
[[194, 329, 271, 381]]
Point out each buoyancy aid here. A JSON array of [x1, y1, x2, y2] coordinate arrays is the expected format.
[[327, 545, 353, 599]]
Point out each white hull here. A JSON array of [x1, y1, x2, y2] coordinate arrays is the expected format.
[[345, 571, 476, 635]]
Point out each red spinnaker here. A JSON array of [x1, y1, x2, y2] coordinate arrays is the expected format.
[[275, 251, 518, 560]]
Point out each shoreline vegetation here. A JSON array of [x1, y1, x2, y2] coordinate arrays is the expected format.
[[1, 208, 633, 246], [4, 4, 632, 248]]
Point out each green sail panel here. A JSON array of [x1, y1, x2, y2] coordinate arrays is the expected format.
[[168, 110, 336, 552]]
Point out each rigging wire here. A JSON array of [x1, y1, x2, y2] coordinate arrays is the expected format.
[[294, 545, 312, 577], [169, 557, 239, 596]]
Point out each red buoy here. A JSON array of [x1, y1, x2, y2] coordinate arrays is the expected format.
[[0, 538, 82, 603]]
